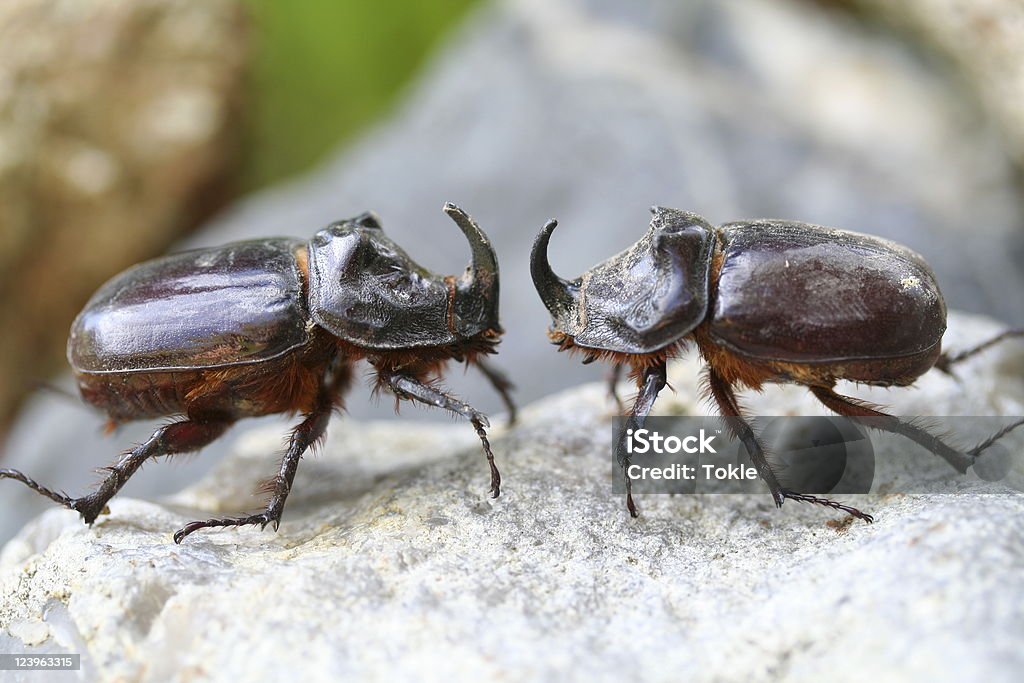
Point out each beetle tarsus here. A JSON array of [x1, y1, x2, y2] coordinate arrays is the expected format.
[[626, 491, 639, 518], [3, 418, 232, 526], [173, 512, 278, 545], [780, 489, 874, 523], [175, 387, 336, 543], [606, 363, 625, 414], [472, 417, 501, 498], [615, 360, 668, 518], [382, 371, 501, 498], [475, 357, 518, 426], [0, 469, 75, 508], [935, 328, 1024, 375], [967, 416, 1024, 459]]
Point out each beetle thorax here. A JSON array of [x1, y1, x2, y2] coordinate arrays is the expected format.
[[306, 206, 501, 351], [531, 207, 716, 355]]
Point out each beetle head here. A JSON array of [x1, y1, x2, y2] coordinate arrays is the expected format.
[[531, 207, 716, 354], [307, 204, 500, 349]]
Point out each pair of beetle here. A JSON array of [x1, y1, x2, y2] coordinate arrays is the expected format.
[[2, 204, 1020, 542]]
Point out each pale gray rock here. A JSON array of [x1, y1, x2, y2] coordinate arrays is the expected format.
[[1, 311, 1023, 682]]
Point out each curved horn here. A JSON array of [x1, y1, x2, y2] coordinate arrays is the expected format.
[[530, 218, 578, 313], [444, 202, 498, 286]]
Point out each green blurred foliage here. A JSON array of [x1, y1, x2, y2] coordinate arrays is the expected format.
[[244, 0, 481, 190]]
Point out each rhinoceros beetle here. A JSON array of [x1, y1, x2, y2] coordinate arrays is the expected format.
[[1, 203, 514, 543], [531, 206, 1024, 521]]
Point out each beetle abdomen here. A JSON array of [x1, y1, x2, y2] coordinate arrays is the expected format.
[[77, 369, 200, 421], [708, 221, 946, 364], [69, 239, 310, 374], [76, 342, 339, 422]]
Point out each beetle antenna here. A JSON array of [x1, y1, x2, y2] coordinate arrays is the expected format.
[[779, 490, 874, 523]]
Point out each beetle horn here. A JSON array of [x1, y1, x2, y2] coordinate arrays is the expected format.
[[530, 218, 578, 313], [444, 202, 497, 287]]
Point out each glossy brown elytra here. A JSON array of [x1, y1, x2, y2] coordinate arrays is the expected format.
[[531, 206, 1024, 521], [1, 204, 514, 543]]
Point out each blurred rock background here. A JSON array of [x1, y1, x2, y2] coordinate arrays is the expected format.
[[2, 0, 1024, 546], [0, 0, 249, 435]]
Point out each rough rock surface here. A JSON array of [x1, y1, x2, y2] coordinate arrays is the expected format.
[[1, 311, 1022, 682], [0, 0, 248, 431]]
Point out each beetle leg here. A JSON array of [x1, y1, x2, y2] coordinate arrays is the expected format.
[[607, 363, 625, 413], [474, 357, 518, 425], [809, 386, 969, 471], [615, 360, 667, 517], [706, 370, 873, 522], [705, 369, 785, 508], [173, 387, 337, 544], [808, 386, 1014, 473], [381, 372, 500, 498], [1, 419, 232, 525], [0, 470, 76, 509], [967, 417, 1024, 458], [935, 328, 1024, 375]]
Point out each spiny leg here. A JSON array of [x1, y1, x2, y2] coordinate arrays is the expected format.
[[809, 385, 1023, 472], [935, 328, 1024, 374], [706, 369, 873, 522], [381, 371, 500, 497], [475, 357, 518, 425], [968, 417, 1024, 458], [615, 360, 667, 518], [1, 419, 232, 525], [607, 363, 625, 413], [705, 369, 783, 508], [173, 388, 337, 544]]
